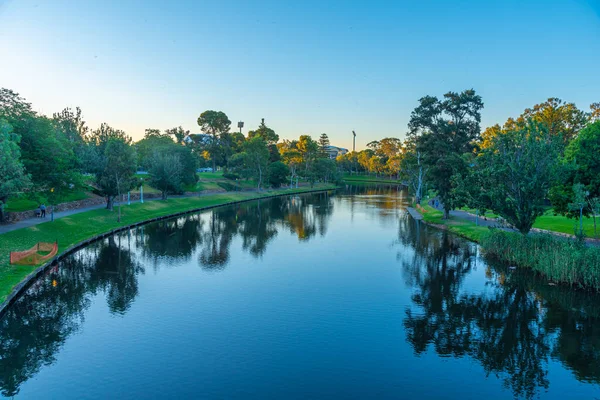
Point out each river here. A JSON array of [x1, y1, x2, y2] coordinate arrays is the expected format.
[[1, 185, 599, 399]]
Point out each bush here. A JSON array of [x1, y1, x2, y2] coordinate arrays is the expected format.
[[223, 172, 240, 181], [267, 161, 289, 188], [481, 229, 600, 289], [217, 182, 238, 192]]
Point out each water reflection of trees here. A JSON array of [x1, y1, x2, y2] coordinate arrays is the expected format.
[[0, 234, 142, 397], [397, 218, 600, 399]]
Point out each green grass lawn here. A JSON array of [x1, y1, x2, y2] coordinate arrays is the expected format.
[[418, 199, 600, 242], [533, 209, 598, 237], [0, 184, 337, 304], [419, 202, 490, 242], [342, 174, 402, 184], [5, 190, 93, 212]]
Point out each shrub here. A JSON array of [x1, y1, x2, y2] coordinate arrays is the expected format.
[[267, 161, 289, 188], [222, 172, 240, 181]]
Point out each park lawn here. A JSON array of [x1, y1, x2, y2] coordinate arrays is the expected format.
[[5, 190, 93, 212], [342, 174, 402, 184], [197, 171, 224, 179], [131, 183, 161, 194], [0, 184, 337, 304], [459, 207, 498, 219], [533, 209, 598, 237], [419, 202, 490, 242]]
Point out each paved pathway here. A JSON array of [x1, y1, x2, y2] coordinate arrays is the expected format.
[[423, 199, 600, 247]]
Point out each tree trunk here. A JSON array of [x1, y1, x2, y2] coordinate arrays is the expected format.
[[443, 208, 450, 220], [0, 197, 6, 223], [106, 196, 114, 210], [162, 191, 168, 200]]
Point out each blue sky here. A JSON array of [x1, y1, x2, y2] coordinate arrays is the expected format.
[[1, 0, 599, 149]]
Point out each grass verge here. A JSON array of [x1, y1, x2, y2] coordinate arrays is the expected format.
[[342, 174, 403, 184], [0, 184, 337, 304], [419, 202, 490, 242]]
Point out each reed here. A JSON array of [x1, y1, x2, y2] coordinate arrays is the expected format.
[[481, 230, 600, 290]]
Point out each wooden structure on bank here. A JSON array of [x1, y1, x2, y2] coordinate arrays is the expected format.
[[9, 242, 58, 265]]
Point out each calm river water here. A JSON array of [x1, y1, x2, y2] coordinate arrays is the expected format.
[[1, 185, 600, 399]]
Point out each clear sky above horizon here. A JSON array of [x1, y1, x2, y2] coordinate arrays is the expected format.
[[1, 0, 599, 150]]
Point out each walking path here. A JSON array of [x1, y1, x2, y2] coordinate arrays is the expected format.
[[422, 198, 600, 247]]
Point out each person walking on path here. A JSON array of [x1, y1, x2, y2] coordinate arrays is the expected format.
[[40, 204, 46, 218], [35, 206, 42, 218]]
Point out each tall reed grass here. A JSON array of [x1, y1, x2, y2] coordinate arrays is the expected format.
[[481, 230, 600, 289]]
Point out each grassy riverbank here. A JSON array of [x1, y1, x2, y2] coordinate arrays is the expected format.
[[418, 202, 600, 290], [418, 203, 490, 242], [0, 185, 337, 304], [342, 174, 403, 184]]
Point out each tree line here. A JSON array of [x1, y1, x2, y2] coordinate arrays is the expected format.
[[0, 88, 341, 222], [338, 90, 600, 236]]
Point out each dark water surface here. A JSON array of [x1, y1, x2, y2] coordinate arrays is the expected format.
[[1, 185, 600, 399]]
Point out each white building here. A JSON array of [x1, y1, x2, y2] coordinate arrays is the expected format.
[[183, 133, 213, 145], [324, 145, 349, 159]]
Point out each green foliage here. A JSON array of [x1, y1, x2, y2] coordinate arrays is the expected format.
[[148, 153, 183, 199], [267, 161, 289, 188], [481, 230, 600, 289], [518, 97, 589, 145], [165, 126, 189, 145], [222, 172, 240, 181], [197, 110, 231, 171], [95, 137, 137, 209], [478, 121, 560, 234], [0, 119, 30, 220], [551, 121, 600, 217], [408, 89, 484, 217], [247, 118, 279, 145], [318, 133, 330, 157], [297, 135, 319, 177], [229, 136, 270, 190]]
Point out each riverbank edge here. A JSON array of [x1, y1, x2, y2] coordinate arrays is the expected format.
[[0, 186, 338, 318], [411, 203, 600, 291]]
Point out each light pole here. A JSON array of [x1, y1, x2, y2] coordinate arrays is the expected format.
[[238, 121, 244, 134], [352, 130, 356, 152]]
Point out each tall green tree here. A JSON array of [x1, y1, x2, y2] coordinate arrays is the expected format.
[[0, 119, 30, 221], [232, 136, 270, 190], [198, 110, 231, 171], [197, 110, 231, 171], [550, 121, 600, 218], [279, 140, 302, 187], [318, 133, 330, 157], [408, 89, 484, 218], [479, 121, 560, 234], [96, 137, 137, 211], [297, 135, 319, 177], [248, 119, 280, 162], [148, 153, 183, 200]]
